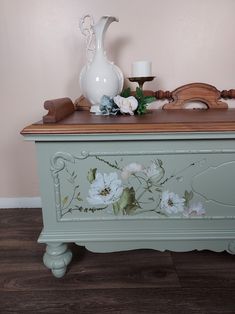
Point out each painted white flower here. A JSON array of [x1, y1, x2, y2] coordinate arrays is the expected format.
[[87, 172, 123, 205], [113, 95, 138, 115], [160, 190, 185, 214], [121, 162, 144, 180], [184, 202, 206, 217], [143, 160, 164, 182]]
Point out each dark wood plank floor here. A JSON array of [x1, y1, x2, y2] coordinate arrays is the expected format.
[[1, 208, 235, 314]]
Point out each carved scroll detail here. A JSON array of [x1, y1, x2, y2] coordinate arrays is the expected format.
[[227, 240, 235, 255], [163, 83, 228, 109], [220, 89, 235, 99], [155, 90, 172, 100], [43, 98, 75, 123], [192, 161, 235, 206], [50, 153, 76, 220]]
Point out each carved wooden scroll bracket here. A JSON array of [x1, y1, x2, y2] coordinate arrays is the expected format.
[[157, 83, 235, 110], [43, 98, 75, 123]]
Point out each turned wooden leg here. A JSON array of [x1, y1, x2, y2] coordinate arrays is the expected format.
[[43, 242, 72, 278], [227, 240, 235, 255]]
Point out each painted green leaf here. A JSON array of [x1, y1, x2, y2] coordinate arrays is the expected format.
[[113, 187, 138, 215], [185, 190, 193, 201], [87, 168, 97, 183], [184, 190, 194, 207], [112, 202, 120, 215], [62, 196, 69, 207]]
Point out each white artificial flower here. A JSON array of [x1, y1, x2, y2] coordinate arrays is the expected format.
[[160, 190, 185, 214], [87, 172, 123, 205], [184, 202, 206, 217], [121, 162, 144, 179], [113, 95, 138, 115], [90, 104, 102, 114], [143, 161, 164, 182]]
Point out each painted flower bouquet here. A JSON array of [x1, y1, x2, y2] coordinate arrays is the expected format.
[[85, 158, 206, 217], [98, 87, 156, 115], [59, 154, 206, 218]]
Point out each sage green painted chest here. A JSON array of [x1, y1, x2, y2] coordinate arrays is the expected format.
[[22, 110, 235, 277]]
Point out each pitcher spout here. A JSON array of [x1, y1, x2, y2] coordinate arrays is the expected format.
[[94, 16, 119, 51]]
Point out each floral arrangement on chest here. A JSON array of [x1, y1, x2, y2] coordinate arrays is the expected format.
[[79, 14, 156, 116], [98, 86, 156, 116]]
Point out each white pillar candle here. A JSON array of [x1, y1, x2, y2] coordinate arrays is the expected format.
[[131, 61, 152, 77]]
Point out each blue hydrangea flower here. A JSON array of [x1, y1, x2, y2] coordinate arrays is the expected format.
[[99, 95, 120, 115]]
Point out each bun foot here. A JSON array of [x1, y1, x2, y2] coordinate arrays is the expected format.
[[43, 242, 72, 278]]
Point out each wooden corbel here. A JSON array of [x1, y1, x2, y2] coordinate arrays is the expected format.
[[43, 98, 75, 123]]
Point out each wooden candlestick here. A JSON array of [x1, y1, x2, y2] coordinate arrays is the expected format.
[[128, 76, 155, 89]]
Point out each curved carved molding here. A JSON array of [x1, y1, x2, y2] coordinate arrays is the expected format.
[[227, 240, 235, 254], [54, 149, 235, 161], [50, 152, 76, 220], [51, 152, 75, 172], [75, 239, 233, 254], [50, 151, 92, 220], [163, 83, 228, 109], [192, 161, 235, 206]]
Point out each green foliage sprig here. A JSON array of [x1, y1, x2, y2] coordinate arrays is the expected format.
[[121, 87, 156, 115]]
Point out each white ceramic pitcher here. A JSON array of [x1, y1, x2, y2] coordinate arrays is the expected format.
[[79, 15, 124, 113]]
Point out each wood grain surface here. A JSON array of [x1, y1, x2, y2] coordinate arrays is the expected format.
[[21, 109, 235, 134], [0, 208, 235, 313]]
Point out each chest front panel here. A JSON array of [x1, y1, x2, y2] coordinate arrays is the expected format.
[[36, 137, 235, 231]]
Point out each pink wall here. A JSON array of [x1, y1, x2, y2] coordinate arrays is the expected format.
[[1, 0, 235, 197]]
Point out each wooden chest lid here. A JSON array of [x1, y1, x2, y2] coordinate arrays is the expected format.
[[21, 108, 235, 135]]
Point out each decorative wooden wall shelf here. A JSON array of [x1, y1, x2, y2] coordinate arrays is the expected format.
[[42, 83, 235, 123], [73, 83, 235, 111]]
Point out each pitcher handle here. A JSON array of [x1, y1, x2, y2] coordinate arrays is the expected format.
[[79, 14, 95, 63]]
